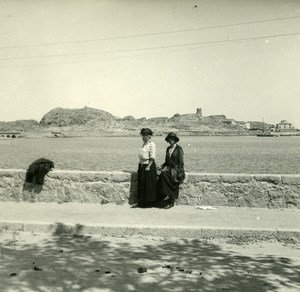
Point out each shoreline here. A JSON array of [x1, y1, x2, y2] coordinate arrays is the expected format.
[[1, 129, 300, 139]]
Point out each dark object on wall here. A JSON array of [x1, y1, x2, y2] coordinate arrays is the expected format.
[[25, 158, 54, 185]]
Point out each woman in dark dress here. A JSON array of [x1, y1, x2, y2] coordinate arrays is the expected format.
[[157, 132, 185, 209], [133, 128, 157, 208]]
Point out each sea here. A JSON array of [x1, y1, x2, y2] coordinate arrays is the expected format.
[[0, 136, 299, 174]]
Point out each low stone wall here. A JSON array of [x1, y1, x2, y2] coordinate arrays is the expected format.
[[0, 169, 299, 208]]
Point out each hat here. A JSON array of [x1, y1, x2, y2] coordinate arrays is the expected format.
[[140, 128, 153, 136], [165, 132, 179, 142]]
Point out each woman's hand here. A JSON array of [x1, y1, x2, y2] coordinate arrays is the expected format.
[[146, 160, 153, 171], [161, 166, 169, 172]]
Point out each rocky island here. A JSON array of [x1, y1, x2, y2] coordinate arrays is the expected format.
[[0, 106, 274, 138]]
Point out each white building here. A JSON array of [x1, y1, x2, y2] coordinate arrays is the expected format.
[[276, 120, 294, 131], [237, 121, 251, 129]]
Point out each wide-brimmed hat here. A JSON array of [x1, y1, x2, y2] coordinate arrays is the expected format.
[[165, 132, 179, 142], [140, 128, 153, 136]]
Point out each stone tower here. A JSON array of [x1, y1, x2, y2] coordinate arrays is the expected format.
[[196, 108, 202, 117]]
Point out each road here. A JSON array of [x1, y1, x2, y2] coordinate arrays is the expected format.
[[0, 232, 299, 291]]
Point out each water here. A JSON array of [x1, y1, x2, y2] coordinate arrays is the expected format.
[[0, 136, 299, 174]]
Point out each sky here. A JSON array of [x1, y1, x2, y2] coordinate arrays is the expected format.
[[0, 0, 299, 127]]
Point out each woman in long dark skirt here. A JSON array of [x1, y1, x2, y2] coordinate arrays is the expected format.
[[158, 132, 185, 209], [133, 128, 157, 208]]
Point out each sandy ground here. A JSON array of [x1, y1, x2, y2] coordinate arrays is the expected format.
[[0, 232, 299, 292]]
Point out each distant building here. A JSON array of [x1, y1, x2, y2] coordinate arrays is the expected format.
[[223, 119, 237, 126], [269, 125, 276, 132], [237, 121, 251, 130], [196, 108, 202, 117], [276, 120, 294, 131]]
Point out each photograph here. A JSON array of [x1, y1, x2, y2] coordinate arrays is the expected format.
[[0, 0, 299, 291]]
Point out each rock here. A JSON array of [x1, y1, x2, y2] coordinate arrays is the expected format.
[[33, 266, 43, 271], [95, 269, 100, 272], [137, 266, 147, 273], [163, 265, 172, 269], [105, 271, 111, 274], [40, 107, 117, 127], [196, 206, 216, 210], [281, 175, 300, 186], [101, 198, 110, 204], [254, 175, 281, 185], [10, 273, 17, 277], [122, 116, 135, 121], [147, 117, 169, 123]]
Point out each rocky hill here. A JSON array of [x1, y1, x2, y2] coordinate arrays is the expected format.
[[114, 110, 244, 136], [0, 119, 39, 131], [1, 106, 258, 137], [39, 107, 117, 127]]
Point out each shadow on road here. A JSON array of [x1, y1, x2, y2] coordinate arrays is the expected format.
[[0, 223, 299, 291]]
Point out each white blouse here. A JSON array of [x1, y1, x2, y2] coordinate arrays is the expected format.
[[168, 144, 177, 156], [138, 141, 156, 164]]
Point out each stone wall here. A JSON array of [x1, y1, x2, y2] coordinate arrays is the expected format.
[[0, 169, 299, 208]]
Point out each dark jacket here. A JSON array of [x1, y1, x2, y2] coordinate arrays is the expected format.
[[25, 158, 54, 185], [162, 144, 185, 184]]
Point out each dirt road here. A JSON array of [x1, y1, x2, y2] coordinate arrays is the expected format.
[[0, 232, 299, 291]]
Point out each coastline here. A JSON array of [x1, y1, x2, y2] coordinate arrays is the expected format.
[[1, 131, 299, 139]]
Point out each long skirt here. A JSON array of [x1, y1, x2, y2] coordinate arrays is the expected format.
[[137, 162, 157, 204], [157, 169, 180, 203]]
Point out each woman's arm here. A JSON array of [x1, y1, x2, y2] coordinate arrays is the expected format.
[[177, 147, 185, 183], [176, 147, 184, 174], [146, 142, 156, 171], [160, 148, 169, 169]]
